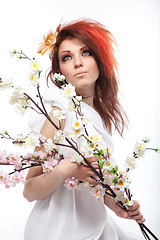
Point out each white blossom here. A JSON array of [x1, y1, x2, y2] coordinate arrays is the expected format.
[[75, 95, 82, 102], [134, 142, 146, 158], [89, 133, 102, 148], [9, 86, 31, 115], [71, 153, 84, 165], [115, 190, 133, 207], [61, 83, 76, 99], [15, 104, 27, 115], [25, 133, 40, 147], [53, 73, 65, 83], [28, 73, 39, 86], [72, 118, 82, 130], [124, 156, 137, 170], [68, 101, 76, 111], [71, 118, 84, 137], [0, 77, 13, 90], [9, 86, 23, 105], [54, 130, 64, 142], [142, 136, 150, 143], [44, 138, 56, 154], [103, 172, 114, 185], [29, 59, 40, 73], [80, 140, 95, 155], [15, 133, 27, 147], [103, 158, 117, 172], [53, 109, 66, 121], [63, 131, 74, 140]]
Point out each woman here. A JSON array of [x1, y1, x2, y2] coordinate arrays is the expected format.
[[23, 19, 144, 240]]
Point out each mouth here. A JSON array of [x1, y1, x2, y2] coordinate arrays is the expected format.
[[74, 71, 87, 77]]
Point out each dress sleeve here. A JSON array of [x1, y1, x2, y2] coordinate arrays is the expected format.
[[28, 84, 70, 133]]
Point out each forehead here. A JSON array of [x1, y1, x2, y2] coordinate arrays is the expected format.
[[58, 37, 86, 53]]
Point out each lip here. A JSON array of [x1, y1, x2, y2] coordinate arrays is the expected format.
[[74, 71, 87, 77]]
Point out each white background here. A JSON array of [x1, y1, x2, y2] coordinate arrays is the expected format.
[[0, 0, 160, 239]]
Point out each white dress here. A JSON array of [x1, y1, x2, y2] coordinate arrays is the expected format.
[[24, 84, 143, 240]]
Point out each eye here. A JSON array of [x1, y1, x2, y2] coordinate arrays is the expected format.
[[82, 50, 92, 56], [61, 55, 72, 62]]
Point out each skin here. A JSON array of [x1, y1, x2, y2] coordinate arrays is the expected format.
[[58, 37, 99, 108], [23, 37, 145, 224]]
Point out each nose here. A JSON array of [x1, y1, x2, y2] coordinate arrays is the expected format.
[[74, 55, 83, 69]]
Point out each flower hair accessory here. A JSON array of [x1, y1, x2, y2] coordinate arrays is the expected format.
[[37, 21, 62, 56]]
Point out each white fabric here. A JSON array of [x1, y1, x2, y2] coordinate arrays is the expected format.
[[24, 84, 143, 240]]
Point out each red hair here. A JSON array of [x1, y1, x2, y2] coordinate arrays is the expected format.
[[48, 19, 128, 136]]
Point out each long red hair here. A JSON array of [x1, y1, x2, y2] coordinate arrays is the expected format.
[[48, 19, 128, 136]]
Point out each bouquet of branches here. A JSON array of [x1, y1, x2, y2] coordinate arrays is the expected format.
[[0, 50, 159, 240]]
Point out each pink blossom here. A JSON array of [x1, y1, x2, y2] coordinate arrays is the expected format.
[[5, 178, 16, 188], [48, 157, 58, 166], [42, 161, 54, 172], [90, 185, 105, 202], [0, 150, 8, 163], [34, 151, 47, 159], [23, 153, 33, 165], [8, 153, 21, 164], [0, 170, 8, 184], [24, 152, 33, 159], [14, 161, 23, 170], [12, 171, 25, 184], [64, 177, 79, 190]]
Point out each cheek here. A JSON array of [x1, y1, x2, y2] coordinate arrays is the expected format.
[[59, 64, 69, 77], [59, 64, 73, 83], [91, 62, 99, 79]]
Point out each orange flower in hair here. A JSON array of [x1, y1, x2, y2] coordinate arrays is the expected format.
[[37, 24, 61, 55]]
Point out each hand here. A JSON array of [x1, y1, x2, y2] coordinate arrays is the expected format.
[[59, 155, 100, 185], [127, 200, 145, 223], [104, 195, 145, 224]]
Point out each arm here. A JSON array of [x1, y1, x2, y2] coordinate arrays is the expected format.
[[23, 108, 99, 202], [23, 107, 65, 201], [104, 194, 145, 224]]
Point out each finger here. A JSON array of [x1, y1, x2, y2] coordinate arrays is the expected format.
[[91, 163, 99, 169], [128, 213, 145, 223], [128, 209, 140, 217], [128, 200, 140, 211], [136, 217, 146, 224], [116, 208, 128, 218], [88, 179, 99, 186], [86, 156, 99, 163]]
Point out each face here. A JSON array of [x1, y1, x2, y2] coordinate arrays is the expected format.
[[58, 38, 99, 95]]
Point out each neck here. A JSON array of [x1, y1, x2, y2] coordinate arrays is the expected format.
[[76, 85, 95, 108], [82, 94, 94, 108]]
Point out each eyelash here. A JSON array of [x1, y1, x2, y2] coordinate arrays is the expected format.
[[61, 50, 92, 62]]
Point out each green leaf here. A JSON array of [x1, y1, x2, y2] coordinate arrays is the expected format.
[[93, 149, 104, 156], [4, 131, 9, 135], [107, 165, 118, 175], [113, 177, 118, 185], [54, 148, 59, 153], [98, 157, 104, 168]]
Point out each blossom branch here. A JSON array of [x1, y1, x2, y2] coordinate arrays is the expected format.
[[12, 50, 32, 61]]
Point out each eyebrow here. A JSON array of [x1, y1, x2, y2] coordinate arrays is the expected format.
[[59, 45, 87, 56]]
